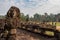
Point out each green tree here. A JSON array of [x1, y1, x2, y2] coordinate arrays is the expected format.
[[20, 13, 26, 21], [34, 13, 41, 22], [50, 14, 56, 22], [25, 14, 29, 21]]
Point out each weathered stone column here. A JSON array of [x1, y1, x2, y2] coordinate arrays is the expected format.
[[4, 6, 20, 40]]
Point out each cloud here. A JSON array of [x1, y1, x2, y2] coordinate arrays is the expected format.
[[22, 0, 48, 8], [49, 0, 60, 5], [0, 0, 60, 17]]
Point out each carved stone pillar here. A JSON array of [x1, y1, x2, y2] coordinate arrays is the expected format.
[[4, 6, 20, 40]]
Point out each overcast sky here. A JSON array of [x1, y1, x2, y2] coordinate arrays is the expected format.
[[0, 0, 60, 17]]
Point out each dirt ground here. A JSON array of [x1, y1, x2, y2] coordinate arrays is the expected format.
[[56, 26, 60, 31]]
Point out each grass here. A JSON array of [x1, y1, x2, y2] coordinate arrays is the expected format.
[[44, 22, 60, 36], [56, 22, 60, 26], [47, 22, 60, 26], [44, 31, 54, 36]]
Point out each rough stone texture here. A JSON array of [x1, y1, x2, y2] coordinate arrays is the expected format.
[[10, 29, 17, 35], [16, 29, 57, 40], [3, 6, 21, 40], [0, 28, 57, 40]]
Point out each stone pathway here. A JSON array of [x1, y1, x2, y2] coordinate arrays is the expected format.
[[16, 29, 57, 40]]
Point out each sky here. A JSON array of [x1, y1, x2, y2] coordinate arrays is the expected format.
[[0, 0, 60, 17]]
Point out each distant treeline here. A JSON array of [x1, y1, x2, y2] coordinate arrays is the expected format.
[[0, 13, 60, 22], [20, 13, 60, 22]]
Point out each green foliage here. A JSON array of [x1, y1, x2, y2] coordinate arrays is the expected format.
[[20, 13, 60, 22], [0, 12, 60, 22], [20, 13, 29, 21], [0, 15, 5, 19], [34, 13, 41, 21], [20, 13, 26, 21], [33, 13, 58, 22]]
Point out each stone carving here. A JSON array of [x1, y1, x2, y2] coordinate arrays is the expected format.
[[3, 6, 20, 40]]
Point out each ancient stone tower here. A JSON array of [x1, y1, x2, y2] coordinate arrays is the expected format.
[[4, 6, 20, 40]]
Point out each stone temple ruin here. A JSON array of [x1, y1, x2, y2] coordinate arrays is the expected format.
[[0, 6, 60, 40]]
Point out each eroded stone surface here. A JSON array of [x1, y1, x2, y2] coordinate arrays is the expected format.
[[16, 29, 57, 40], [0, 28, 57, 40]]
